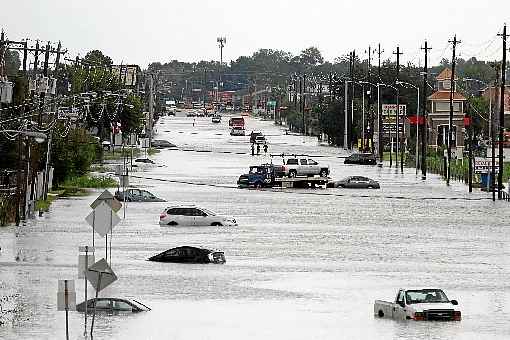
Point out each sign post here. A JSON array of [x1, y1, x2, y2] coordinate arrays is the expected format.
[[57, 279, 76, 340], [78, 246, 94, 336]]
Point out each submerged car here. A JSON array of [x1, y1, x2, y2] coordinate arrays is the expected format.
[[328, 176, 380, 189], [344, 153, 377, 165], [159, 205, 237, 226], [135, 158, 155, 164], [114, 189, 165, 202], [76, 298, 151, 313], [148, 246, 226, 264], [249, 131, 263, 143], [211, 115, 221, 123], [151, 139, 177, 148]]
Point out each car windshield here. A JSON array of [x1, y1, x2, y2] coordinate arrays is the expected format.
[[201, 208, 216, 216], [405, 289, 449, 304]]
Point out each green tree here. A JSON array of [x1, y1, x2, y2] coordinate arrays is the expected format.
[[83, 50, 113, 66]]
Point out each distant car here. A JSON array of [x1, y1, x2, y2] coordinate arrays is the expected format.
[[250, 131, 263, 143], [230, 127, 245, 136], [115, 189, 165, 202], [148, 246, 226, 264], [76, 298, 151, 313], [212, 115, 221, 123], [254, 135, 266, 144], [344, 153, 377, 165], [151, 139, 176, 149], [186, 112, 197, 117], [328, 176, 380, 189], [159, 205, 237, 226], [135, 158, 155, 164]]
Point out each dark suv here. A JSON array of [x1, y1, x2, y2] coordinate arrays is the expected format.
[[344, 153, 377, 165]]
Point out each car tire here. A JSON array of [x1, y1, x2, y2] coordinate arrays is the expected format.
[[367, 185, 373, 189], [167, 221, 178, 226], [211, 222, 223, 226], [289, 170, 297, 178], [320, 169, 328, 178], [339, 184, 345, 188]]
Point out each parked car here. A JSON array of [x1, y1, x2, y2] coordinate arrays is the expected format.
[[374, 288, 461, 321], [344, 153, 377, 165], [135, 158, 155, 164], [283, 157, 329, 178], [230, 127, 245, 136], [250, 131, 263, 143], [151, 139, 176, 149], [159, 205, 237, 226], [114, 189, 165, 202], [327, 176, 380, 189], [76, 298, 151, 313], [148, 246, 226, 264]]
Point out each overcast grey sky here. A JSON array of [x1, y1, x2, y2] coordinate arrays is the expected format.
[[1, 1, 509, 68]]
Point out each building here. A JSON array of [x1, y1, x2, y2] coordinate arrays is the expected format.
[[427, 68, 467, 156], [481, 85, 510, 128]]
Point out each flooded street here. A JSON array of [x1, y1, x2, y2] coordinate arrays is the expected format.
[[1, 114, 509, 340]]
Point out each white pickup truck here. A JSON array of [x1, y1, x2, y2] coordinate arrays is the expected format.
[[374, 288, 461, 321], [283, 157, 329, 178]]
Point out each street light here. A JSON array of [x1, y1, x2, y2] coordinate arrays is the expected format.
[[396, 81, 420, 175]]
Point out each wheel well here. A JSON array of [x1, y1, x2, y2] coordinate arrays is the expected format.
[[167, 221, 178, 226], [378, 310, 384, 317], [211, 222, 223, 226]]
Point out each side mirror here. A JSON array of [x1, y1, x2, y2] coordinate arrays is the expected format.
[[450, 300, 458, 305]]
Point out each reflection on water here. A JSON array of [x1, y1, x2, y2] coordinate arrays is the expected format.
[[1, 115, 509, 340]]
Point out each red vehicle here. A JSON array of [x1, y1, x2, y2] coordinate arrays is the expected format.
[[229, 117, 245, 128]]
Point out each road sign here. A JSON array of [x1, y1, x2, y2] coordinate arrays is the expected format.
[[85, 201, 120, 237], [382, 104, 407, 116], [90, 190, 122, 212], [474, 157, 500, 174], [57, 280, 76, 311], [85, 258, 118, 292]]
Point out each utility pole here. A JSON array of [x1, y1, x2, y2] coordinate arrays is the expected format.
[[491, 67, 498, 201], [302, 74, 306, 135], [447, 35, 460, 186], [497, 24, 508, 199], [149, 74, 154, 149], [345, 52, 352, 149], [351, 50, 356, 149], [421, 41, 431, 180], [377, 44, 384, 163], [217, 37, 226, 106], [393, 46, 403, 171]]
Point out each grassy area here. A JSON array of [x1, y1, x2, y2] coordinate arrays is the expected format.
[[147, 148, 160, 156], [103, 148, 141, 160], [61, 175, 118, 189], [36, 195, 57, 212]]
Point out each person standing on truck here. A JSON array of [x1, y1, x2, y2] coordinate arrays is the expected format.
[[256, 144, 260, 155], [263, 143, 268, 154], [251, 143, 255, 156]]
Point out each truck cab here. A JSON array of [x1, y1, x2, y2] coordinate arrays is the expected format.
[[374, 288, 461, 321], [237, 164, 285, 188]]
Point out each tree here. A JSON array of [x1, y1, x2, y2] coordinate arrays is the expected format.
[[83, 50, 113, 67], [300, 47, 324, 67], [119, 94, 144, 135], [4, 50, 21, 76]]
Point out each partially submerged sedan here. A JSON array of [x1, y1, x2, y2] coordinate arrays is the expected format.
[[327, 176, 380, 189], [148, 246, 226, 264], [115, 189, 165, 202], [76, 298, 151, 313]]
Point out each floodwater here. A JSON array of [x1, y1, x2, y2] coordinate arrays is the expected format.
[[1, 113, 509, 340]]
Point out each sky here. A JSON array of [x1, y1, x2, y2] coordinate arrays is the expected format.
[[1, 1, 509, 68]]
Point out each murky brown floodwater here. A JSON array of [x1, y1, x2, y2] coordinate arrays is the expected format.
[[1, 114, 509, 340]]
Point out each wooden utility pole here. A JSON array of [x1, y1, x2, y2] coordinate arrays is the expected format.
[[421, 41, 432, 180], [393, 46, 403, 170], [497, 24, 508, 199], [447, 35, 460, 186], [377, 43, 384, 163]]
